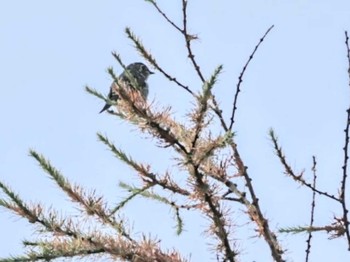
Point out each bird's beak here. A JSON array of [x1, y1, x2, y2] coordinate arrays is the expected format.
[[150, 70, 155, 74]]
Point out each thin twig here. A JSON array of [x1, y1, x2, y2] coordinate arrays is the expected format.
[[269, 129, 340, 202], [124, 28, 195, 96], [182, 0, 205, 83], [211, 95, 230, 131], [341, 31, 350, 249], [305, 156, 317, 262], [229, 25, 274, 130], [145, 0, 183, 33]]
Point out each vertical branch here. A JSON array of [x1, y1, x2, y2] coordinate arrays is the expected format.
[[190, 167, 238, 261], [181, 0, 205, 83], [305, 156, 317, 262], [228, 25, 274, 130], [341, 31, 350, 249], [231, 143, 285, 261]]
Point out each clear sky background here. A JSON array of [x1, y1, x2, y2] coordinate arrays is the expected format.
[[1, 0, 350, 261]]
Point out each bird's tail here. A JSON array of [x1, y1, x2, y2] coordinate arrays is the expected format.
[[99, 103, 111, 114]]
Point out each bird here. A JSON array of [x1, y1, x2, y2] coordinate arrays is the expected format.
[[99, 62, 154, 113]]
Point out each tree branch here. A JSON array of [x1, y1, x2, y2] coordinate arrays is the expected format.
[[229, 25, 274, 130]]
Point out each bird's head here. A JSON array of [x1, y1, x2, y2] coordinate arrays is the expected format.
[[126, 62, 154, 80]]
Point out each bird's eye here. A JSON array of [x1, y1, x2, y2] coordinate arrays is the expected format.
[[141, 65, 148, 73]]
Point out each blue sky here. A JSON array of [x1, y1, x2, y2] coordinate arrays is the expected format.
[[1, 0, 350, 261]]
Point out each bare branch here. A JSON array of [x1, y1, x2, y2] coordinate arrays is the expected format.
[[145, 0, 183, 33], [269, 129, 340, 202], [340, 30, 350, 249], [305, 156, 317, 262], [229, 25, 274, 130], [181, 0, 205, 83], [231, 142, 285, 261]]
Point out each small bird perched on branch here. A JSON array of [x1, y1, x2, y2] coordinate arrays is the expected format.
[[99, 62, 154, 113]]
